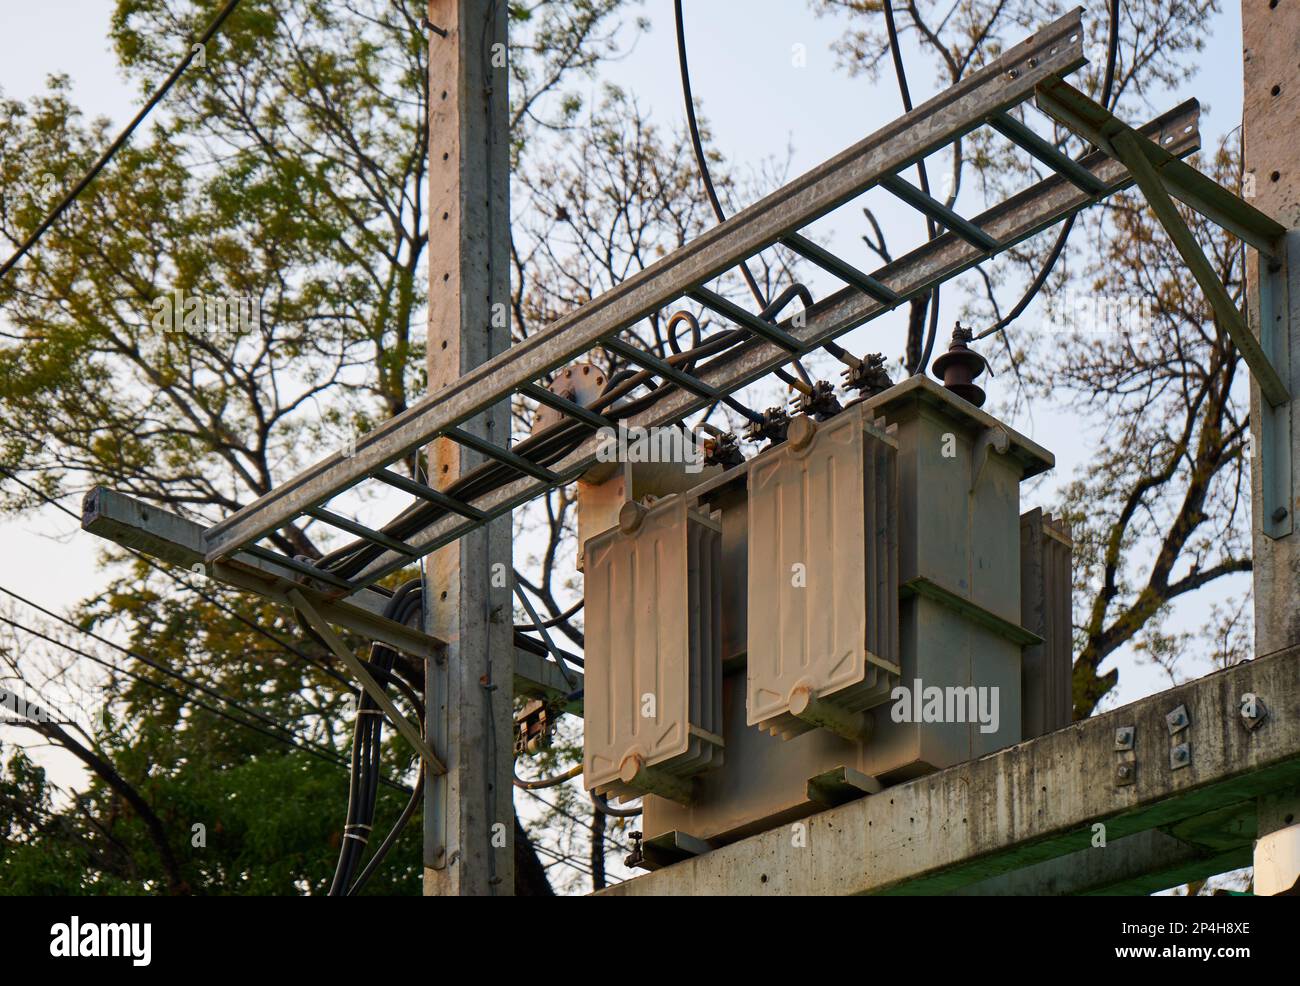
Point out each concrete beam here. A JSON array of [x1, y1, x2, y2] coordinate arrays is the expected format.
[[954, 829, 1249, 896], [513, 642, 583, 715], [597, 646, 1300, 896]]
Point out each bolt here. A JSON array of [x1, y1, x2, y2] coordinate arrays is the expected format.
[[1166, 705, 1189, 734], [1272, 506, 1289, 523], [1240, 695, 1269, 731], [1114, 726, 1135, 750], [1118, 764, 1131, 778], [1007, 68, 1020, 79]]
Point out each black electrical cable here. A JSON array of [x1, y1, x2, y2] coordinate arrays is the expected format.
[[882, 0, 943, 376], [589, 789, 643, 819], [0, 611, 394, 785], [514, 596, 583, 631], [329, 577, 424, 896], [345, 772, 423, 896], [512, 580, 578, 689], [673, 0, 836, 391], [0, 583, 349, 766], [978, 0, 1122, 343], [521, 787, 635, 853], [312, 332, 774, 582], [672, 0, 766, 310], [0, 0, 245, 283]]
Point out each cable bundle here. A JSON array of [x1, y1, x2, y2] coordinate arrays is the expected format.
[[328, 577, 426, 896]]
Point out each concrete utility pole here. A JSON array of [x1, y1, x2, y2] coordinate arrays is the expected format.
[[423, 0, 515, 896], [1244, 0, 1300, 894]]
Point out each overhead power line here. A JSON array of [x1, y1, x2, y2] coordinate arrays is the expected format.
[[0, 465, 352, 690], [0, 582, 327, 748], [0, 0, 245, 283], [0, 608, 407, 787], [881, 0, 942, 376]]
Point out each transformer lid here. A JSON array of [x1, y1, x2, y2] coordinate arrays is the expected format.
[[864, 375, 1055, 480]]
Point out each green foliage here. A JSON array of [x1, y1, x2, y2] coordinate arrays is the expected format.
[[0, 0, 639, 894]]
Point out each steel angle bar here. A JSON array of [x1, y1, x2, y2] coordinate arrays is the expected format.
[[520, 382, 614, 431], [241, 544, 357, 592], [371, 468, 487, 521], [340, 100, 1202, 585], [444, 427, 561, 484], [1109, 129, 1290, 408], [79, 486, 444, 657], [288, 588, 447, 776], [689, 287, 802, 351], [1035, 79, 1285, 258], [201, 10, 1086, 564], [305, 505, 418, 557], [987, 111, 1108, 196], [781, 232, 900, 304], [1258, 232, 1297, 540], [878, 174, 1001, 251], [603, 338, 722, 399]]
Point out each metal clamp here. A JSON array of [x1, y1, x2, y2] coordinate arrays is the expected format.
[[1166, 704, 1191, 771], [1115, 724, 1136, 786]]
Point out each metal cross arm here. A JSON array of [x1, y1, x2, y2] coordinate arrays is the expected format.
[[79, 486, 576, 705], [1036, 78, 1291, 409], [197, 9, 1088, 569]]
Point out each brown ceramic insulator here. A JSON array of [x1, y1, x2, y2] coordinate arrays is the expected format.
[[931, 323, 989, 407]]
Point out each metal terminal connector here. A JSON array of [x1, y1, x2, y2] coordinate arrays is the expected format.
[[842, 352, 894, 398], [747, 406, 791, 446], [514, 698, 556, 756], [793, 380, 843, 421], [701, 430, 744, 468]]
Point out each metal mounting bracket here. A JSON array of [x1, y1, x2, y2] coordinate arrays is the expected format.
[[1259, 232, 1297, 539], [288, 588, 447, 776], [1108, 128, 1290, 408], [1037, 79, 1296, 541]]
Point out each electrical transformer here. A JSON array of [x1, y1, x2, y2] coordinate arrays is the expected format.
[[576, 367, 1071, 859]]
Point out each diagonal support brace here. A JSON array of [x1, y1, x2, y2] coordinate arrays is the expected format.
[[287, 588, 447, 776], [1036, 80, 1287, 260], [1110, 129, 1291, 409]]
